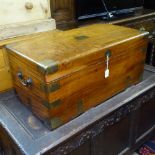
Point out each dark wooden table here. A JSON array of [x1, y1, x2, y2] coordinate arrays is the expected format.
[[1, 65, 155, 155]]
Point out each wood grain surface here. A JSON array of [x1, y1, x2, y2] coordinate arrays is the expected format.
[[0, 30, 60, 92], [7, 24, 149, 129], [7, 24, 148, 67]]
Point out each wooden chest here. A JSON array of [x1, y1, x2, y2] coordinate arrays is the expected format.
[[6, 24, 149, 130]]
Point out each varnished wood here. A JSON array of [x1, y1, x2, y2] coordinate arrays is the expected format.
[[0, 67, 13, 92], [0, 48, 5, 68], [0, 30, 60, 92], [9, 38, 146, 102], [0, 30, 60, 47], [7, 24, 148, 80], [7, 24, 149, 129], [0, 47, 13, 92], [0, 48, 13, 91]]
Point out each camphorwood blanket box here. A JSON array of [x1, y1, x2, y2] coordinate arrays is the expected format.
[[6, 24, 149, 130]]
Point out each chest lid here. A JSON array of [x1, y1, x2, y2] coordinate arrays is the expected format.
[[6, 24, 149, 81]]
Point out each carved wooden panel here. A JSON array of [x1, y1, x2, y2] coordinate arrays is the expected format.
[[0, 128, 20, 155]]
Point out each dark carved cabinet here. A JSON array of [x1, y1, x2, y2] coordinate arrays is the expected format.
[[50, 0, 76, 29], [0, 128, 20, 155]]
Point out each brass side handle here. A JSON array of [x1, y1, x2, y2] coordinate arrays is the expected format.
[[25, 2, 33, 10], [17, 72, 32, 87]]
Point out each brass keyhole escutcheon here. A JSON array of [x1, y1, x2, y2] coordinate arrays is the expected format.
[[105, 50, 112, 57]]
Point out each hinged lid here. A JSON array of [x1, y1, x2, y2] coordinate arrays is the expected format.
[[6, 24, 149, 82]]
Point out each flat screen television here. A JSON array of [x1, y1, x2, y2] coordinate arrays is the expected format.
[[144, 0, 155, 9], [76, 0, 144, 20]]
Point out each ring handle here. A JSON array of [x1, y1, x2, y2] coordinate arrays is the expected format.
[[17, 72, 32, 87]]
